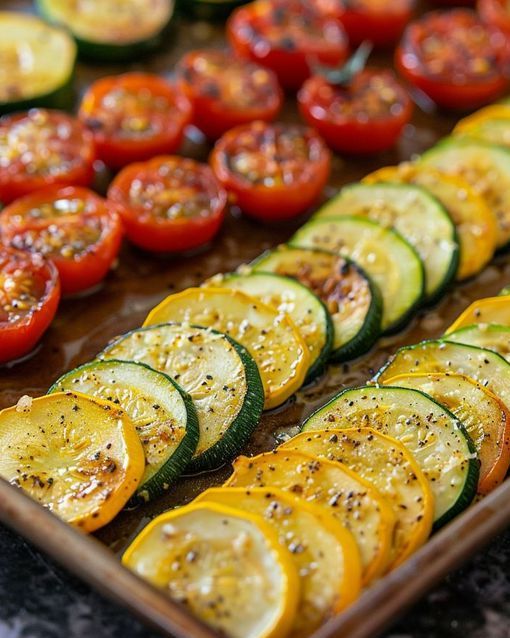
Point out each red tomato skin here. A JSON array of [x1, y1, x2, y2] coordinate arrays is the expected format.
[[79, 73, 192, 170], [479, 0, 510, 35], [338, 5, 414, 48], [210, 123, 331, 223], [107, 156, 227, 253], [395, 46, 509, 110], [176, 54, 283, 141], [0, 249, 60, 364], [396, 10, 510, 110], [0, 187, 124, 296], [227, 3, 348, 92], [0, 111, 95, 205], [298, 74, 413, 154]]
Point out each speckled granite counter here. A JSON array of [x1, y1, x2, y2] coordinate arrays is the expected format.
[[1, 524, 510, 638]]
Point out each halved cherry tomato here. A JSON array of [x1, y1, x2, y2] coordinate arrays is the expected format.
[[210, 121, 331, 222], [396, 9, 510, 110], [299, 69, 413, 154], [78, 73, 192, 170], [0, 110, 95, 205], [227, 0, 349, 92], [0, 186, 123, 296], [0, 247, 60, 364], [479, 0, 510, 36], [318, 0, 415, 48], [107, 155, 227, 253], [176, 49, 283, 141]]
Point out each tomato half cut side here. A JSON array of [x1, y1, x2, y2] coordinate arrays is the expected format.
[[299, 69, 413, 154], [78, 73, 192, 169], [107, 155, 227, 253], [0, 186, 123, 296], [227, 0, 349, 92], [210, 121, 331, 222], [0, 109, 95, 204], [0, 247, 60, 364], [176, 49, 283, 141], [396, 9, 510, 110], [319, 0, 415, 48], [479, 0, 510, 36]]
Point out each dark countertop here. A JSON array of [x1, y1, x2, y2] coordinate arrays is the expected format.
[[2, 522, 510, 638]]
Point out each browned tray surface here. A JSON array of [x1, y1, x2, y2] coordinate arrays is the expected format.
[[3, 2, 510, 638]]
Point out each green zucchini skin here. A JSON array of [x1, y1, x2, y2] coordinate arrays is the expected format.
[[217, 271, 334, 383], [252, 247, 382, 363], [37, 0, 176, 62], [99, 323, 265, 474], [301, 384, 479, 529], [421, 138, 510, 254], [177, 0, 249, 19], [317, 182, 460, 306], [0, 75, 75, 116], [48, 359, 199, 503], [332, 269, 382, 364], [290, 217, 425, 335]]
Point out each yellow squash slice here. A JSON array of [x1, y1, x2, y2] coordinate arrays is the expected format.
[[446, 296, 510, 334], [0, 392, 144, 532], [383, 373, 510, 495], [122, 502, 299, 638], [280, 428, 433, 568], [363, 164, 497, 281], [194, 486, 361, 638], [453, 104, 510, 146], [225, 450, 395, 585], [144, 287, 309, 410]]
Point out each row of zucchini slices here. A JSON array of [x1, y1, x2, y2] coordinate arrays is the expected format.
[[121, 288, 510, 638], [2, 103, 510, 636]]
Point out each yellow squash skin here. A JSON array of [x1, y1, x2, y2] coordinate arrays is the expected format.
[[363, 164, 497, 281], [383, 373, 510, 495], [122, 502, 300, 638], [453, 104, 510, 145], [144, 287, 309, 410], [0, 391, 144, 533], [225, 449, 395, 586], [194, 486, 362, 638], [280, 428, 434, 569], [446, 296, 510, 334]]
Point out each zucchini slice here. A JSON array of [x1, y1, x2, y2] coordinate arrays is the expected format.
[[194, 486, 361, 635], [499, 285, 510, 296], [363, 164, 498, 281], [446, 296, 510, 334], [226, 450, 396, 585], [207, 271, 333, 382], [280, 428, 433, 567], [316, 183, 459, 302], [380, 373, 510, 495], [122, 502, 299, 638], [453, 104, 510, 146], [290, 216, 425, 333], [447, 324, 510, 362], [49, 360, 199, 503], [100, 323, 264, 474], [143, 287, 309, 410], [0, 392, 144, 533], [37, 0, 174, 62], [302, 386, 479, 528], [251, 247, 381, 363], [421, 139, 510, 250], [375, 339, 510, 419], [0, 12, 76, 114]]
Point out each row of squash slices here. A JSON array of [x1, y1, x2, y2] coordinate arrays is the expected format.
[[4, 105, 510, 637]]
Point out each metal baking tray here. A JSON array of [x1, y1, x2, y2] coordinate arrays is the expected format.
[[2, 2, 510, 637]]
